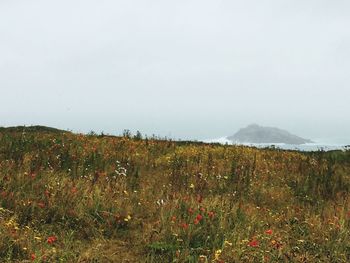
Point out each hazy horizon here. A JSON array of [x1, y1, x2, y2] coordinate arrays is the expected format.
[[1, 0, 350, 143]]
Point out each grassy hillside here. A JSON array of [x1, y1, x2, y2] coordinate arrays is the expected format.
[[0, 125, 68, 134], [0, 129, 350, 262]]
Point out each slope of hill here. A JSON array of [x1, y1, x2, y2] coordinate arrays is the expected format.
[[0, 128, 349, 262]]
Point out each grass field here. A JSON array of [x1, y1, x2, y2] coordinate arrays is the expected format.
[[0, 127, 350, 262]]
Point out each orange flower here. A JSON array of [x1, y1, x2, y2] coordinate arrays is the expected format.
[[265, 229, 273, 235]]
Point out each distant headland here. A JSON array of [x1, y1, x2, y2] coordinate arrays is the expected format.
[[228, 124, 313, 145]]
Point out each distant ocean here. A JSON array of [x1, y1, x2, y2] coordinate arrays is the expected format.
[[204, 137, 350, 152]]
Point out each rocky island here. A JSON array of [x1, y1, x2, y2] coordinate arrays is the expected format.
[[228, 124, 313, 145]]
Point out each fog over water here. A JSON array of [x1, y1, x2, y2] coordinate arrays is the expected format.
[[205, 137, 350, 151], [1, 0, 350, 144]]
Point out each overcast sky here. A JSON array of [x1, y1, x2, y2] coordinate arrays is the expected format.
[[1, 0, 349, 142]]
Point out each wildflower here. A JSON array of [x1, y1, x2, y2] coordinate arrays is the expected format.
[[271, 240, 282, 249], [188, 208, 194, 214], [31, 253, 36, 261], [181, 223, 189, 229], [44, 190, 50, 198], [194, 214, 203, 224], [208, 211, 215, 219], [124, 215, 132, 222], [265, 229, 273, 235], [214, 249, 222, 260], [199, 255, 208, 262], [71, 186, 78, 194], [224, 240, 233, 246], [37, 202, 45, 209], [171, 216, 176, 223], [156, 199, 165, 206], [47, 235, 57, 245], [248, 239, 259, 247]]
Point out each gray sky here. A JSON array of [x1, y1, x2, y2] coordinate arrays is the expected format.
[[1, 0, 349, 142]]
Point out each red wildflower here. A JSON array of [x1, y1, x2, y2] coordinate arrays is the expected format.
[[196, 214, 203, 221], [47, 236, 57, 245], [71, 186, 78, 194], [275, 242, 282, 249], [44, 190, 50, 198], [347, 211, 350, 219], [188, 208, 194, 214], [265, 229, 273, 235], [171, 216, 176, 222], [181, 223, 189, 229], [10, 229, 17, 237], [194, 218, 200, 225], [200, 207, 205, 212], [248, 239, 259, 247], [271, 240, 283, 249], [208, 211, 215, 219], [37, 202, 45, 209], [31, 253, 36, 261]]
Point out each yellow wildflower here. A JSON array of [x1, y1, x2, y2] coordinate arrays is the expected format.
[[214, 249, 222, 260]]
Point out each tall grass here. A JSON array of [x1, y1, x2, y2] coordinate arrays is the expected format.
[[0, 129, 349, 262]]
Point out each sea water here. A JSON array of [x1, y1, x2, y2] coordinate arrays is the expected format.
[[205, 137, 350, 152]]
